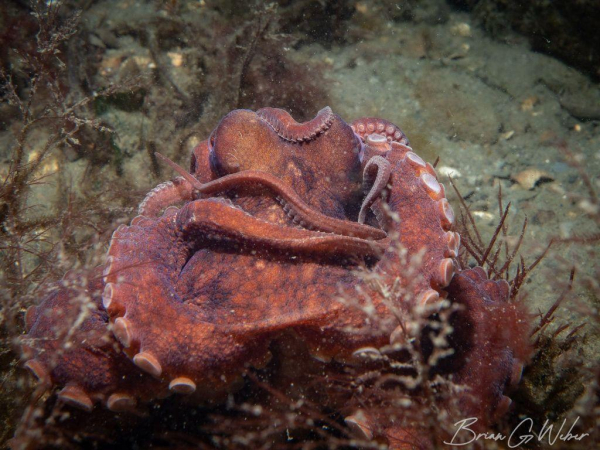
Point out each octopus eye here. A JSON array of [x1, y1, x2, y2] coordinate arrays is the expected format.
[[207, 131, 222, 175], [357, 141, 365, 163], [209, 147, 222, 177], [208, 132, 216, 152]]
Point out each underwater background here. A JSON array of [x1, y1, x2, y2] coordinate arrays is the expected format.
[[0, 0, 598, 448]]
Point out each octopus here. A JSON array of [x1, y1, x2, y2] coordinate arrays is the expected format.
[[20, 107, 531, 449]]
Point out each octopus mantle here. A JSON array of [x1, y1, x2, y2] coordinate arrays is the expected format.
[[22, 107, 530, 448]]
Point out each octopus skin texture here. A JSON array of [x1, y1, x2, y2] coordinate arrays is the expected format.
[[21, 106, 531, 449]]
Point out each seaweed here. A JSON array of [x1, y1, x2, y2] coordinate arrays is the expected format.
[[449, 164, 599, 447], [0, 2, 143, 444]]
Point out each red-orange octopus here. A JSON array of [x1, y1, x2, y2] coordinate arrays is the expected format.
[[21, 107, 530, 448]]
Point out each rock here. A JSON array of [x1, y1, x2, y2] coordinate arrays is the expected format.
[[438, 166, 462, 178], [559, 92, 600, 120], [450, 22, 472, 37], [511, 168, 553, 190], [520, 96, 539, 112]]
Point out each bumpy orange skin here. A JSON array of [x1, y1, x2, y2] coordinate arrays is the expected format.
[[21, 107, 529, 448]]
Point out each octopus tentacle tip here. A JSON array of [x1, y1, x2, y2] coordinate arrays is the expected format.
[[419, 289, 440, 306], [257, 106, 334, 143], [438, 258, 456, 287], [24, 359, 49, 384], [365, 133, 390, 150], [352, 347, 381, 360], [133, 352, 162, 378], [58, 386, 94, 412], [107, 393, 136, 412], [510, 361, 524, 386], [309, 352, 333, 363], [359, 155, 392, 224], [102, 256, 114, 283], [445, 231, 460, 258], [439, 198, 455, 229], [169, 377, 197, 394], [113, 317, 133, 348], [406, 151, 426, 168], [102, 283, 114, 309], [345, 413, 374, 440], [24, 305, 37, 330], [420, 173, 442, 198]]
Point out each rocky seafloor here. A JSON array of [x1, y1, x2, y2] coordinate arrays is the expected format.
[[0, 0, 598, 448]]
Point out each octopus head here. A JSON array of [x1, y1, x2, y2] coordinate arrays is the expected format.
[[207, 107, 364, 219]]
